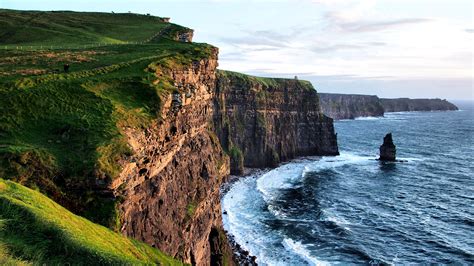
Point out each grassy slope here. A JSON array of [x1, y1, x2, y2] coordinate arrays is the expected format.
[[0, 9, 214, 263], [0, 9, 189, 46], [0, 179, 182, 265]]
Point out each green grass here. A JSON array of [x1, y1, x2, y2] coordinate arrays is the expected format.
[[0, 178, 183, 265], [217, 69, 314, 90], [0, 9, 190, 47], [0, 9, 215, 227]]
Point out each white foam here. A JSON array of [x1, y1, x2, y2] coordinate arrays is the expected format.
[[321, 209, 353, 231], [282, 238, 330, 266], [354, 116, 383, 120], [256, 161, 310, 201], [302, 153, 373, 175], [222, 153, 376, 265]]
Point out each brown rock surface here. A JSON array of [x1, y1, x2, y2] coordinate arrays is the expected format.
[[213, 71, 339, 173], [113, 49, 233, 265]]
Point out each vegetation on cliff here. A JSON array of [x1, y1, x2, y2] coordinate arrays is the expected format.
[[214, 70, 338, 173], [0, 9, 214, 228], [0, 178, 182, 265], [380, 98, 458, 112], [0, 9, 218, 263], [0, 9, 190, 47]]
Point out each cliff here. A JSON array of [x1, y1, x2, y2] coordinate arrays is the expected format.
[[0, 9, 340, 265], [214, 71, 339, 174], [319, 93, 384, 120], [319, 93, 459, 119], [380, 98, 459, 112], [113, 50, 235, 265]]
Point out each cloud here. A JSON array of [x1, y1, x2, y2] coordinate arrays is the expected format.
[[218, 24, 315, 48], [310, 42, 386, 53], [465, 29, 474, 33], [219, 32, 290, 48], [329, 17, 433, 32]]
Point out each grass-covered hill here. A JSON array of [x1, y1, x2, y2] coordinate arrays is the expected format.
[[0, 178, 182, 265], [0, 9, 188, 47], [0, 9, 214, 263]]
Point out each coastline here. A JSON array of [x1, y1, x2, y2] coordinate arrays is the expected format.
[[220, 158, 322, 265], [221, 168, 271, 265]]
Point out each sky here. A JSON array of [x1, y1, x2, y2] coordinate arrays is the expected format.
[[2, 0, 473, 100]]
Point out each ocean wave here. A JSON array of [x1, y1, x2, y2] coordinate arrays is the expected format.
[[302, 153, 373, 175], [222, 175, 316, 266], [354, 116, 384, 120], [256, 161, 310, 201], [282, 238, 329, 266]]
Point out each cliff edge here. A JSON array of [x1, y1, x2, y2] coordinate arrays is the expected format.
[[0, 9, 340, 265], [214, 71, 339, 174], [319, 93, 384, 120], [380, 98, 458, 112], [319, 93, 459, 120]]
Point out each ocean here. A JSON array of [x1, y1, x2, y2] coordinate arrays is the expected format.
[[222, 101, 474, 265]]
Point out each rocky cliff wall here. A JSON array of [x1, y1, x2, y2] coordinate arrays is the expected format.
[[113, 49, 233, 265], [319, 93, 385, 120], [380, 98, 458, 112], [214, 71, 339, 174]]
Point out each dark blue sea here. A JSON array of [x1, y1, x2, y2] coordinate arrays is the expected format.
[[222, 101, 474, 265]]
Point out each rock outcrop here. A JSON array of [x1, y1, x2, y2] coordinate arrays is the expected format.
[[113, 49, 233, 265], [319, 93, 384, 120], [214, 71, 339, 174], [380, 98, 458, 112], [379, 133, 396, 161], [175, 29, 194, 42]]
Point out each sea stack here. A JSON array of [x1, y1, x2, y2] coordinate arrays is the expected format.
[[379, 133, 396, 161]]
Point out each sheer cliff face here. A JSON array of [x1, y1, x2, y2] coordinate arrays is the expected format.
[[319, 93, 385, 120], [380, 98, 458, 112], [113, 49, 232, 265], [214, 71, 339, 174], [319, 94, 458, 119], [112, 57, 339, 264]]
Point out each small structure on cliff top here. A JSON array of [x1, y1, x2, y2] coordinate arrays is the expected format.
[[379, 133, 396, 161]]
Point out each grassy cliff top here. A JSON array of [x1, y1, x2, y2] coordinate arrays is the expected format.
[[0, 9, 188, 46], [0, 9, 214, 227], [217, 70, 314, 91], [0, 178, 183, 265]]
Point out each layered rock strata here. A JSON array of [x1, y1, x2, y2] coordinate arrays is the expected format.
[[319, 93, 384, 120], [380, 98, 458, 112], [319, 94, 459, 120], [214, 71, 339, 174], [113, 49, 233, 265]]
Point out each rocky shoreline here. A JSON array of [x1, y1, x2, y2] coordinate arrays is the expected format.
[[220, 168, 270, 265]]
